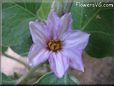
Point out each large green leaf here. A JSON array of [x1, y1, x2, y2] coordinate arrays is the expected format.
[[71, 1, 114, 58], [36, 72, 79, 85], [1, 73, 14, 84], [2, 2, 41, 55]]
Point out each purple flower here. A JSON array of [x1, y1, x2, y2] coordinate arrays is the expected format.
[[28, 11, 90, 78]]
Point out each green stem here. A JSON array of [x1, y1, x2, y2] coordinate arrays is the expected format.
[[34, 72, 52, 84], [3, 53, 30, 70]]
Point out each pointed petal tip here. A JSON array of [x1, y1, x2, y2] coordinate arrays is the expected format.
[[29, 20, 39, 26], [77, 30, 90, 40], [75, 66, 84, 72], [86, 33, 90, 43], [86, 33, 90, 39], [55, 71, 68, 78], [29, 19, 40, 25], [29, 21, 34, 25], [86, 32, 91, 37], [29, 21, 35, 29], [65, 12, 72, 18], [27, 58, 34, 67], [27, 58, 37, 67], [68, 12, 71, 16], [88, 33, 91, 37], [81, 67, 84, 72], [29, 63, 34, 67], [80, 30, 90, 37], [79, 64, 84, 72], [55, 72, 64, 78]]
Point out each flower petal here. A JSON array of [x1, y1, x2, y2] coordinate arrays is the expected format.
[[29, 20, 48, 45], [61, 48, 84, 72], [58, 13, 72, 38], [62, 30, 90, 50], [47, 11, 60, 39], [47, 11, 72, 40], [28, 44, 42, 62], [48, 52, 69, 78], [28, 44, 51, 67]]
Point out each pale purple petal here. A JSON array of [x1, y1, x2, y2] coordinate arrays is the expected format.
[[62, 30, 90, 50], [29, 20, 48, 45], [28, 45, 51, 67], [48, 52, 69, 78], [58, 13, 72, 38], [47, 11, 72, 40], [28, 44, 42, 62], [61, 48, 84, 72], [47, 11, 60, 39]]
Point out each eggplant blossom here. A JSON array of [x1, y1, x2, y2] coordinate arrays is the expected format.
[[28, 11, 90, 78]]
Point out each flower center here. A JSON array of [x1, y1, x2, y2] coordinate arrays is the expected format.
[[47, 40, 62, 51]]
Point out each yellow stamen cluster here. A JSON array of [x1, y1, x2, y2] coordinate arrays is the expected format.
[[48, 40, 61, 51]]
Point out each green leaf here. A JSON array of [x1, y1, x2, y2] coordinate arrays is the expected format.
[[36, 72, 79, 85], [71, 2, 114, 58], [2, 2, 41, 55], [1, 73, 14, 84]]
